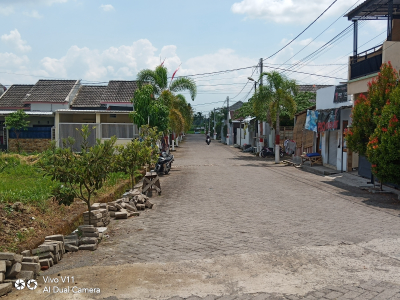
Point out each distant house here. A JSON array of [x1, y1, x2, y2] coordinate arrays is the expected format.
[[0, 79, 139, 152]]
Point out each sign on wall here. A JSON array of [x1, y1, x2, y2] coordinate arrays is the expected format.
[[317, 108, 341, 132], [333, 84, 347, 103]]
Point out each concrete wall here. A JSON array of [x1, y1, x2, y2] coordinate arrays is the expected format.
[[316, 86, 352, 110], [31, 103, 68, 112], [100, 114, 131, 123], [59, 113, 96, 123], [9, 138, 51, 153], [382, 41, 400, 72]]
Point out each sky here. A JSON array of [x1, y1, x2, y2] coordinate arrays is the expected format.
[[0, 0, 388, 114]]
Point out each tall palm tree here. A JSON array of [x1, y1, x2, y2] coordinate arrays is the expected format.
[[253, 71, 297, 163], [136, 65, 196, 148], [137, 65, 197, 101]]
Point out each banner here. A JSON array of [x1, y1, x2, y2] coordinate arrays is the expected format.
[[317, 108, 340, 132], [334, 84, 347, 103], [304, 110, 319, 132]]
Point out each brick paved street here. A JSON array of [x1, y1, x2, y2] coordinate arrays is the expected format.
[[15, 134, 400, 300]]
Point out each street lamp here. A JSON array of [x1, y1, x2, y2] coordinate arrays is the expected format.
[[248, 77, 257, 92]]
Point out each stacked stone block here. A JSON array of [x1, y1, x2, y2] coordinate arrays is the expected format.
[[77, 225, 100, 251], [83, 205, 110, 227], [0, 252, 40, 295]]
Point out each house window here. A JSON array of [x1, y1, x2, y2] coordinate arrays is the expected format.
[[110, 114, 117, 118]]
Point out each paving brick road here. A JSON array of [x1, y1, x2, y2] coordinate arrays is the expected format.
[[20, 134, 400, 300]]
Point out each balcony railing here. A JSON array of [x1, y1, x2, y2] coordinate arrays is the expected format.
[[350, 44, 382, 80]]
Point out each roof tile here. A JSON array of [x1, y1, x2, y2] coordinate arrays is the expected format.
[[0, 84, 34, 109], [100, 81, 138, 104], [71, 85, 107, 107], [24, 79, 78, 103]]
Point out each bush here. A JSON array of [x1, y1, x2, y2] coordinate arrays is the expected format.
[[51, 184, 75, 206]]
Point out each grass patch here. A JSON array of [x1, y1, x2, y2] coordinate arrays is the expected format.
[[0, 155, 59, 207], [0, 154, 130, 207]]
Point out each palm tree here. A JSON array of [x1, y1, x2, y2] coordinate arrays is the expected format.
[[253, 71, 297, 163], [136, 65, 196, 148], [137, 65, 197, 101]]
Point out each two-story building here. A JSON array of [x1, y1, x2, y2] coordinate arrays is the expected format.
[[345, 0, 400, 176]]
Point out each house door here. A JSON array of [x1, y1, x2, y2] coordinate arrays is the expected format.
[[328, 130, 338, 166]]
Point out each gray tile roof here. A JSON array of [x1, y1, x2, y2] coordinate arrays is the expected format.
[[297, 85, 333, 93], [0, 84, 34, 109], [23, 79, 78, 103], [71, 85, 107, 107], [100, 80, 138, 104], [229, 101, 243, 111]]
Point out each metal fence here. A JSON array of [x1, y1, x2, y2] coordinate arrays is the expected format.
[[8, 127, 52, 139], [58, 123, 98, 151], [101, 123, 135, 139]]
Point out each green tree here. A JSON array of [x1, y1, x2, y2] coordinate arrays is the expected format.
[[366, 86, 400, 185], [114, 139, 151, 189], [346, 62, 400, 187], [39, 125, 117, 224], [130, 84, 169, 132], [5, 109, 30, 153], [135, 65, 197, 138], [139, 125, 163, 171], [294, 91, 316, 113], [254, 71, 297, 162], [137, 65, 197, 101], [346, 63, 398, 156]]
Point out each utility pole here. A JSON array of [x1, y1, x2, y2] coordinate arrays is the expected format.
[[213, 108, 216, 140], [208, 112, 211, 135], [226, 96, 230, 145], [259, 58, 264, 153]]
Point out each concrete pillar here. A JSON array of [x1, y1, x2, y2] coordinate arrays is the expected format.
[[95, 113, 101, 140], [55, 112, 60, 148]]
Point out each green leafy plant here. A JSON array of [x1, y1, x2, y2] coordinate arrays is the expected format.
[[346, 62, 400, 187], [51, 184, 75, 206], [39, 125, 117, 223], [5, 109, 30, 153], [114, 139, 151, 189]]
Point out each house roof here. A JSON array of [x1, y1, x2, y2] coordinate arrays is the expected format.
[[23, 79, 79, 103], [100, 80, 138, 104], [345, 0, 400, 20], [0, 84, 34, 109], [71, 85, 107, 107], [297, 85, 333, 93], [229, 101, 243, 111]]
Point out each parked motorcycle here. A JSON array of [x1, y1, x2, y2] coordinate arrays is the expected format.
[[206, 137, 211, 145], [260, 146, 284, 158], [154, 152, 174, 175]]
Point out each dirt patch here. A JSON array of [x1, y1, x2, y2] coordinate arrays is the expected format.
[[0, 179, 131, 253]]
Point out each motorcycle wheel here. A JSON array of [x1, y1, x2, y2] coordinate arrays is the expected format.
[[260, 151, 266, 158], [280, 152, 284, 158]]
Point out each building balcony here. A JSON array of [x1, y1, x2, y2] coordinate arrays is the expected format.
[[349, 44, 382, 80]]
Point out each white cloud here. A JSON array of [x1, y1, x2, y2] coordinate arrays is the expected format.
[[1, 29, 32, 53], [0, 52, 29, 69], [231, 0, 360, 24], [23, 10, 43, 18], [40, 39, 160, 81], [100, 4, 114, 12]]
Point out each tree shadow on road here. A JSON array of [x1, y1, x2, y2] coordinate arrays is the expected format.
[[321, 179, 400, 216]]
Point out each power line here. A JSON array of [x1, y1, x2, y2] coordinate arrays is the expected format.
[[263, 0, 338, 62], [278, 0, 362, 67]]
